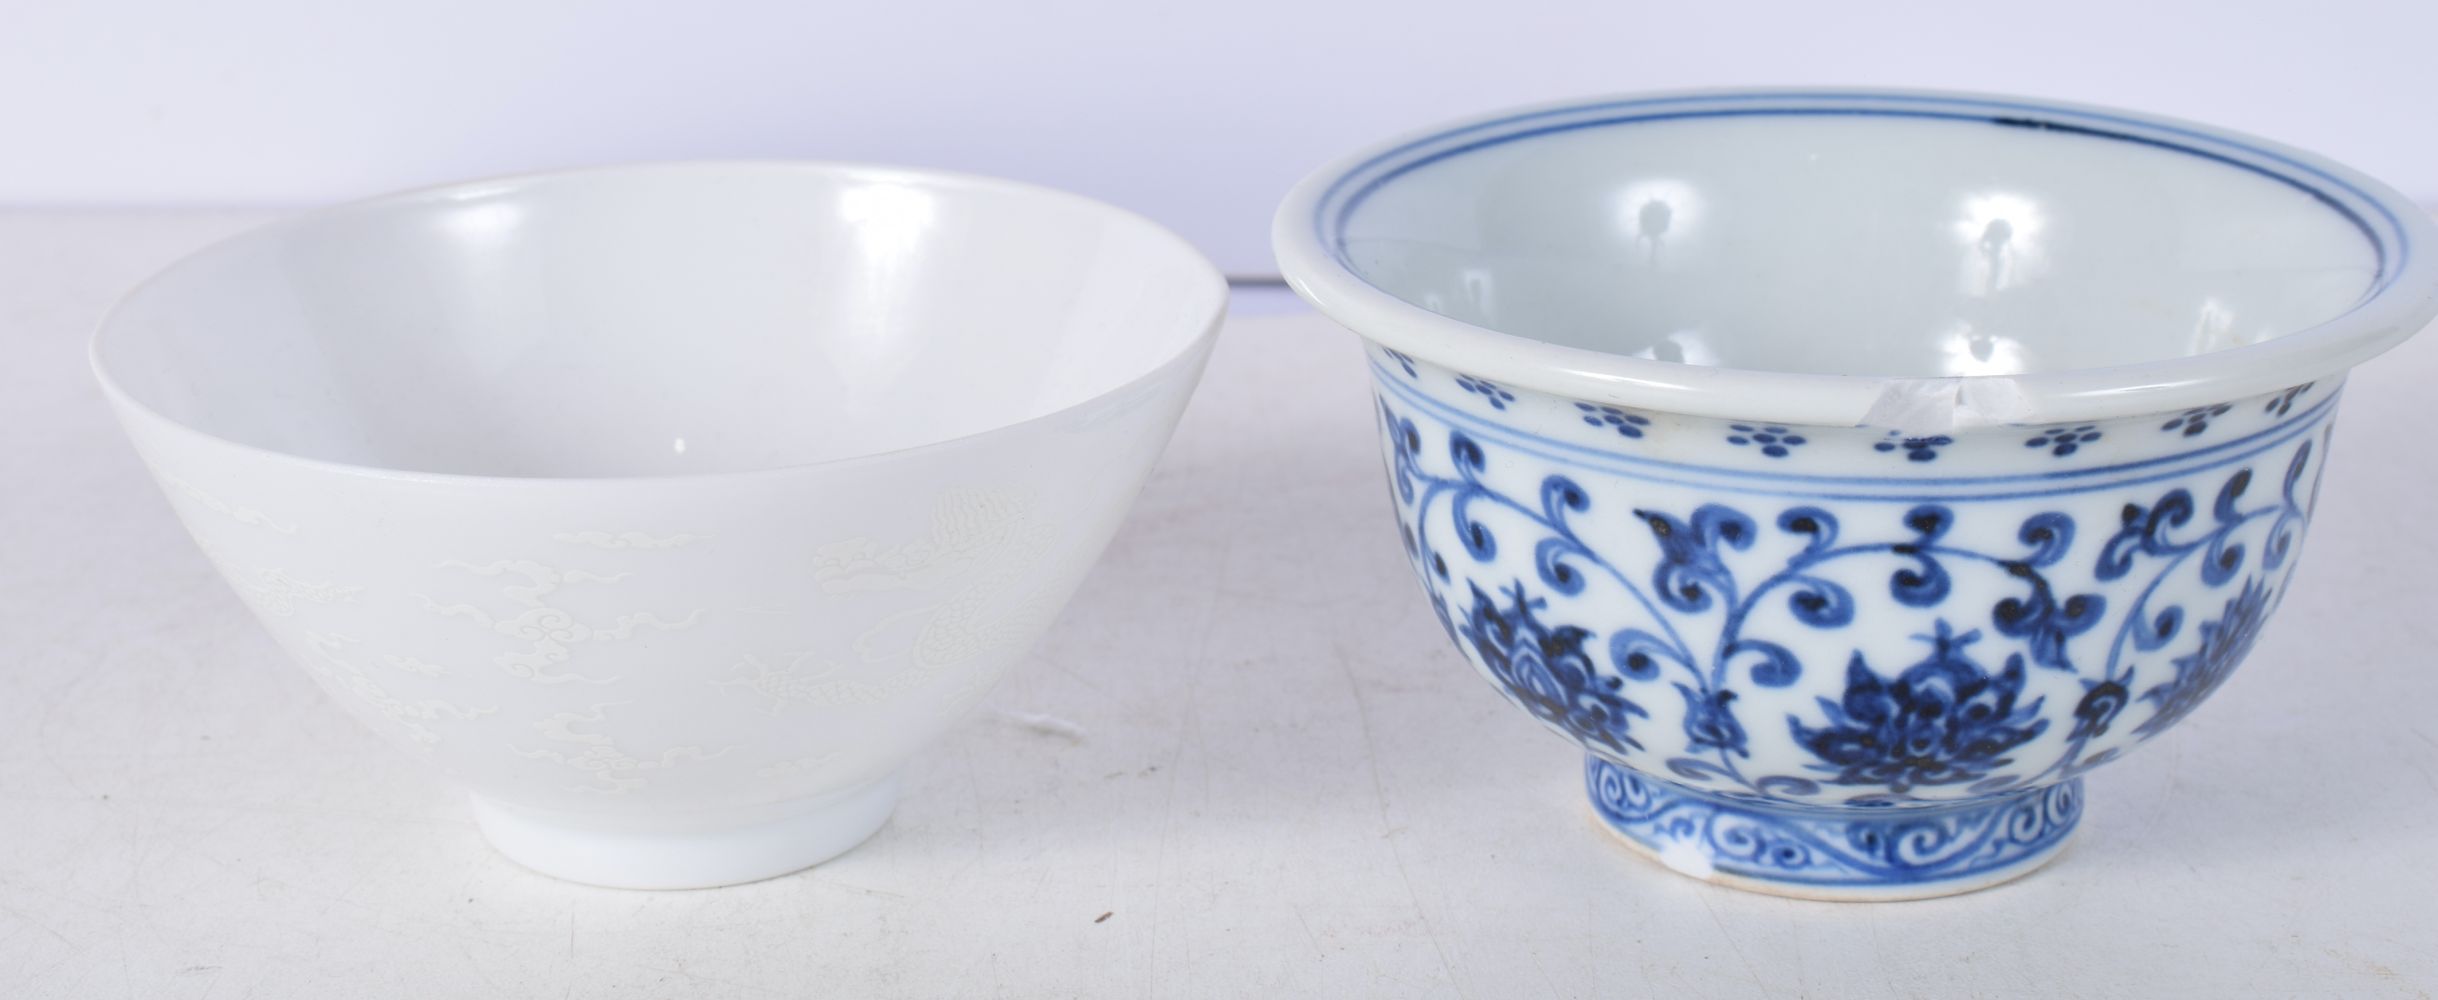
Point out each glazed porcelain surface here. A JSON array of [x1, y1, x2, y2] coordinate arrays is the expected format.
[[94, 163, 1226, 889], [1276, 90, 2438, 900]]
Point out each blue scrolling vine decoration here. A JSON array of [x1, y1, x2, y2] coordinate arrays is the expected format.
[[1378, 397, 2321, 803]]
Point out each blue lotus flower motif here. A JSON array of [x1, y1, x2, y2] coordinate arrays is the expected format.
[[1459, 581, 1646, 754], [1791, 623, 2049, 794], [2134, 578, 2273, 738]]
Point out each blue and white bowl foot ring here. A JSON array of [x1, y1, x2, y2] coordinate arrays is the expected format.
[[1585, 758, 2081, 901]]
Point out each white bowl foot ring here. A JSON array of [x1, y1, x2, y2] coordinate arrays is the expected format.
[[1585, 758, 2080, 901], [469, 776, 900, 889]]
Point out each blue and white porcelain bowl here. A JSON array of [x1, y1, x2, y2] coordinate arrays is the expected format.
[[1274, 90, 2438, 900]]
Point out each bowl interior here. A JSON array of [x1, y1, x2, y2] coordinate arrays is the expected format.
[[1332, 105, 2382, 378], [96, 164, 1222, 477]]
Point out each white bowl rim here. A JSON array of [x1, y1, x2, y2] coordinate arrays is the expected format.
[[1272, 87, 2438, 429], [91, 160, 1228, 487]]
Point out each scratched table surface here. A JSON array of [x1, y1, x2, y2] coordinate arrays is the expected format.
[[4, 209, 2436, 1000]]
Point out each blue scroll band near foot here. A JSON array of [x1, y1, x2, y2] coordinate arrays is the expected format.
[[1585, 757, 2081, 901]]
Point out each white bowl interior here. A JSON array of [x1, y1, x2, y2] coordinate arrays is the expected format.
[[1336, 111, 2381, 378], [97, 165, 1222, 477]]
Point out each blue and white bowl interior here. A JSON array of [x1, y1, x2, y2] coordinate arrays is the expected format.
[[1278, 91, 2438, 897]]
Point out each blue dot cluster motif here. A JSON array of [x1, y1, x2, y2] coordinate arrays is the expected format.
[[1454, 374, 1516, 410], [1576, 403, 1653, 439], [2264, 383, 2314, 417], [1874, 432, 1954, 462], [1727, 424, 1806, 458], [2161, 403, 2233, 437], [1388, 359, 2315, 466], [2025, 425, 2103, 457]]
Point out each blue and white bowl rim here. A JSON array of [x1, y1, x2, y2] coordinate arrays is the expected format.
[[1272, 88, 2438, 429]]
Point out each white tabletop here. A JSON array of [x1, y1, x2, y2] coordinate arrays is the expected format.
[[4, 210, 2435, 999]]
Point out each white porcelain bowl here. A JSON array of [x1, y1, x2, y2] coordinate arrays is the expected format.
[[95, 163, 1225, 888], [1276, 90, 2438, 900]]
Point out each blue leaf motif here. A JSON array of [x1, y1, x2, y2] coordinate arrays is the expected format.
[[1783, 575, 1856, 628], [2130, 605, 2183, 652], [1451, 491, 1497, 562], [2264, 441, 2315, 571], [1901, 505, 1954, 543], [1609, 629, 1678, 680], [2016, 512, 2075, 566], [1992, 581, 2105, 671], [2210, 467, 2253, 521], [1888, 505, 1954, 607], [1776, 507, 1839, 554], [1725, 638, 1804, 688], [1990, 512, 2106, 671], [1379, 402, 1422, 503], [1535, 537, 1590, 595], [1637, 504, 1755, 613], [2098, 488, 2196, 581], [1532, 475, 1595, 594], [2200, 469, 2253, 585], [1695, 505, 1759, 549], [2070, 678, 2131, 740], [1540, 474, 1590, 522], [1448, 431, 1487, 475]]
